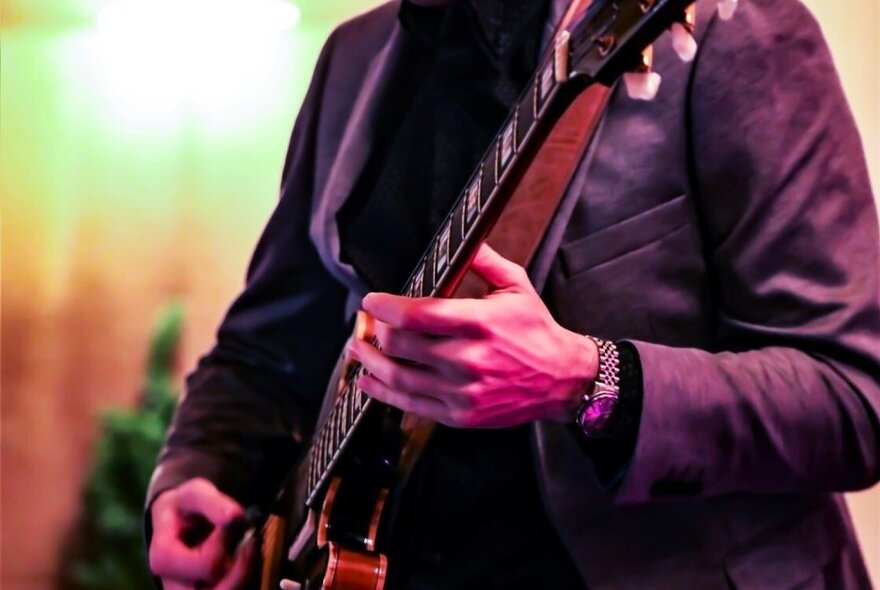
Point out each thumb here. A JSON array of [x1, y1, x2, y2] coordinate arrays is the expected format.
[[469, 242, 529, 291]]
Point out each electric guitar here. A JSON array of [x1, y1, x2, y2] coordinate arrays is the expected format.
[[250, 1, 701, 588]]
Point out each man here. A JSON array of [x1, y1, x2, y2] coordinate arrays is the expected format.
[[147, 0, 880, 588]]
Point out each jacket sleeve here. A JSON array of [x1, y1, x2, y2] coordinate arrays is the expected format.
[[146, 32, 351, 510], [616, 0, 880, 503]]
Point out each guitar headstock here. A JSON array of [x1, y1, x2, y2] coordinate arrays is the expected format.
[[565, 0, 697, 87]]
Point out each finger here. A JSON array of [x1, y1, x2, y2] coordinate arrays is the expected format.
[[357, 374, 452, 422], [350, 339, 447, 396], [362, 293, 477, 336], [212, 534, 255, 590], [468, 243, 530, 291], [162, 581, 193, 590], [151, 524, 228, 584], [373, 320, 444, 365], [176, 478, 243, 527], [151, 493, 231, 584]]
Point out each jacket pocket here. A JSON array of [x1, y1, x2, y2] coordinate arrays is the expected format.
[[560, 193, 690, 277], [723, 506, 847, 590]]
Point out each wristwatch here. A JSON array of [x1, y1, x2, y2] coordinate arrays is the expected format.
[[575, 336, 621, 438]]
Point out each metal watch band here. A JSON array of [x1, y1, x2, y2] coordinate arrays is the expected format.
[[576, 336, 621, 438]]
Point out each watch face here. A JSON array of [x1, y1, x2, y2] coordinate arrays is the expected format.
[[577, 392, 618, 438]]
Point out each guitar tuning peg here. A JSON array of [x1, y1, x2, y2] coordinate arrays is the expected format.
[[671, 22, 698, 62], [624, 71, 662, 100], [717, 0, 738, 21], [682, 4, 696, 34], [638, 44, 654, 72], [624, 45, 662, 101]]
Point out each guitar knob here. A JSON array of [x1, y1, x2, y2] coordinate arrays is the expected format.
[[624, 70, 662, 100], [624, 45, 662, 101], [680, 4, 696, 35], [718, 0, 738, 21], [637, 44, 654, 73], [669, 5, 697, 62], [670, 23, 697, 62]]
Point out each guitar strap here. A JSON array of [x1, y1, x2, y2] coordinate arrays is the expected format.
[[399, 0, 614, 471]]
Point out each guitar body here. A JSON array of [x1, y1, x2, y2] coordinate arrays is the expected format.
[[256, 336, 408, 590]]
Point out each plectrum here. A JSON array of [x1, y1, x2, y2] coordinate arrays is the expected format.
[[671, 22, 698, 62], [624, 71, 662, 101], [718, 0, 738, 21]]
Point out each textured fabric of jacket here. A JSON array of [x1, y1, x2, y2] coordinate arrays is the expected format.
[[147, 1, 880, 588]]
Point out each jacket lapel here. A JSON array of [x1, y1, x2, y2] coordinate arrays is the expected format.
[[310, 23, 409, 300]]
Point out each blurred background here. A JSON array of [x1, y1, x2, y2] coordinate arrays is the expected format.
[[1, 0, 878, 588]]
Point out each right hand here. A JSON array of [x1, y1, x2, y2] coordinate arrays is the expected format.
[[149, 478, 254, 590]]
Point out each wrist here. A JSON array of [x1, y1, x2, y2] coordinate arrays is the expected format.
[[548, 329, 599, 422]]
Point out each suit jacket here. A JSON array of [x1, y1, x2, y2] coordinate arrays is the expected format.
[[148, 0, 880, 588]]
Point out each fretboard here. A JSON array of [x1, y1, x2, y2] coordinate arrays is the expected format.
[[305, 40, 570, 506]]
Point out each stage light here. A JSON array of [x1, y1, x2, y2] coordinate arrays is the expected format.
[[97, 0, 301, 38], [90, 0, 304, 132]]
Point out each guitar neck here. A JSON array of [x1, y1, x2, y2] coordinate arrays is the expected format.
[[303, 35, 586, 506]]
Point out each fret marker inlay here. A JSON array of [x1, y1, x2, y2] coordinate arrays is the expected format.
[[436, 222, 451, 280], [464, 172, 482, 235], [500, 115, 517, 170]]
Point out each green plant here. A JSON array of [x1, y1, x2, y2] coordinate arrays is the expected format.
[[65, 302, 183, 590]]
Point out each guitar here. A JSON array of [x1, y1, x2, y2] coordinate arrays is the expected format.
[[249, 1, 701, 588]]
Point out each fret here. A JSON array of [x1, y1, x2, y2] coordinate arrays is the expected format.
[[341, 392, 350, 430], [348, 396, 361, 427], [327, 410, 337, 450], [344, 391, 355, 429], [434, 220, 451, 284], [355, 384, 366, 410], [532, 70, 540, 118], [315, 432, 327, 477], [332, 406, 344, 447]]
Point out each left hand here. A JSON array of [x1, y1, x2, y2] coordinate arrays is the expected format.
[[349, 243, 598, 428]]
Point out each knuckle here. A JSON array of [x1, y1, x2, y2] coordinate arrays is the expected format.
[[148, 546, 169, 574], [380, 331, 401, 355], [388, 368, 409, 391], [395, 307, 417, 329], [450, 409, 475, 428]]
